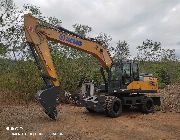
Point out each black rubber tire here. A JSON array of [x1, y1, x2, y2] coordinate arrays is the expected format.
[[105, 96, 122, 118], [86, 107, 95, 113], [141, 97, 154, 113]]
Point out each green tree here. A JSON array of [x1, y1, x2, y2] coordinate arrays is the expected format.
[[113, 40, 130, 61], [0, 0, 19, 59], [70, 24, 92, 58], [156, 68, 171, 85], [136, 39, 178, 88], [136, 39, 161, 62], [136, 39, 177, 62], [0, 1, 44, 60], [161, 49, 176, 61], [0, 43, 7, 56], [95, 33, 112, 49], [73, 24, 92, 37]]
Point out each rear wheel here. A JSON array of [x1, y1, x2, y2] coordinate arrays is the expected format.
[[105, 96, 122, 118], [141, 97, 154, 113]]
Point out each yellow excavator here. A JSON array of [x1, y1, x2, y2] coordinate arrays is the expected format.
[[24, 14, 160, 120]]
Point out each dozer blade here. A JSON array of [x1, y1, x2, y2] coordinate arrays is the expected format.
[[35, 86, 60, 120]]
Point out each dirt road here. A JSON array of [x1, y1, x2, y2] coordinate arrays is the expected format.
[[0, 104, 180, 140]]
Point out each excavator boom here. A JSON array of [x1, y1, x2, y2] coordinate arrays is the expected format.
[[24, 14, 112, 86]]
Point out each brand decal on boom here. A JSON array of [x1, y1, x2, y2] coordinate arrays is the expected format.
[[59, 34, 82, 46]]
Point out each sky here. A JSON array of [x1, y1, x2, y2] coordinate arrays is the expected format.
[[14, 0, 180, 57]]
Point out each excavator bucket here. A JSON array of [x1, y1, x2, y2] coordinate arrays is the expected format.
[[35, 86, 60, 120]]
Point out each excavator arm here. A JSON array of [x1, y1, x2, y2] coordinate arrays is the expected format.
[[24, 14, 112, 87], [24, 14, 112, 119]]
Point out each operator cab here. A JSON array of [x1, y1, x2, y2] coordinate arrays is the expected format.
[[109, 61, 139, 93]]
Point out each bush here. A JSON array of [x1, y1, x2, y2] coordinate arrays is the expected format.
[[0, 59, 43, 103], [138, 61, 180, 88]]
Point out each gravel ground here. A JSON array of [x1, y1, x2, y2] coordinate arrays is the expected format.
[[0, 104, 180, 140], [159, 84, 180, 113]]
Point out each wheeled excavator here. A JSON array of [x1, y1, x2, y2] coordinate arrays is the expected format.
[[24, 14, 160, 120]]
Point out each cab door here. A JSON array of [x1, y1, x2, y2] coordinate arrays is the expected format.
[[132, 63, 139, 81], [109, 64, 122, 93], [122, 63, 132, 86]]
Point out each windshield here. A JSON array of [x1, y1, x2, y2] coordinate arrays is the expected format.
[[111, 65, 122, 80], [122, 63, 131, 77]]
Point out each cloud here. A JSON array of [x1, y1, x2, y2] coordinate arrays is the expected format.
[[177, 42, 180, 45], [14, 0, 180, 57]]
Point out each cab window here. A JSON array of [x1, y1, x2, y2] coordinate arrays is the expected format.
[[123, 63, 131, 77], [111, 65, 122, 80], [132, 63, 139, 80]]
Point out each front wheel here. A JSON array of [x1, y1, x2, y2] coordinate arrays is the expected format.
[[105, 96, 122, 118]]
